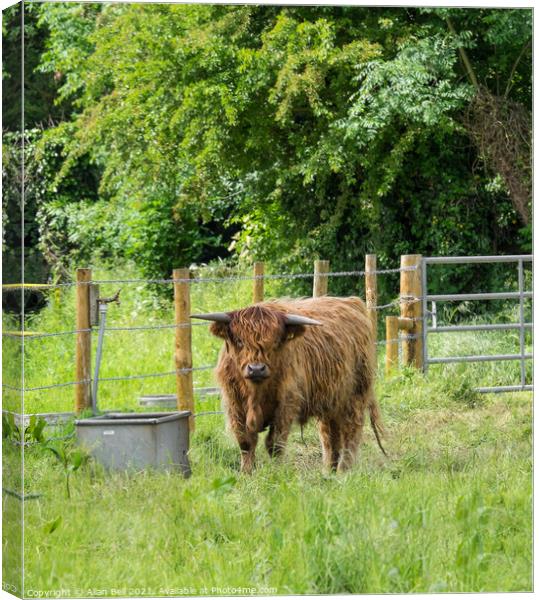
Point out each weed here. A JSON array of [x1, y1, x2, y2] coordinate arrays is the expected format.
[[43, 437, 89, 499]]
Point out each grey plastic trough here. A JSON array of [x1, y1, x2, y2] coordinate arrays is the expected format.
[[75, 411, 191, 477]]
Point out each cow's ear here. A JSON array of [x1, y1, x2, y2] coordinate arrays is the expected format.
[[210, 321, 230, 340], [191, 312, 232, 339], [283, 323, 306, 342], [282, 313, 321, 342]]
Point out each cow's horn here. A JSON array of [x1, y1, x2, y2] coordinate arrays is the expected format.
[[284, 314, 323, 326], [190, 312, 232, 323]]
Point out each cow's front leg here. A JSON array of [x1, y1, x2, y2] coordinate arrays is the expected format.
[[265, 407, 295, 458], [265, 424, 292, 458], [236, 431, 258, 474]]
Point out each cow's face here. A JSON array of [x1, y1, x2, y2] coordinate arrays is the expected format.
[[210, 306, 306, 384]]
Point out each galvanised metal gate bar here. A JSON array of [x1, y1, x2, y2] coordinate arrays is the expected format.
[[421, 255, 533, 393]]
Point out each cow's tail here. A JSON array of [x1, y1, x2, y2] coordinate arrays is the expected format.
[[368, 395, 388, 457]]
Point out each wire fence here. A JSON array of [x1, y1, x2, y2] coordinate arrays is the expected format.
[[2, 265, 415, 292], [2, 264, 420, 405], [3, 298, 421, 343], [2, 257, 531, 504]]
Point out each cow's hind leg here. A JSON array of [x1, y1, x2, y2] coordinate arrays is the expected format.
[[337, 395, 368, 473], [318, 419, 341, 471]]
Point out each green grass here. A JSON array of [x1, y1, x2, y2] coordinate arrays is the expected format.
[[2, 263, 532, 595]]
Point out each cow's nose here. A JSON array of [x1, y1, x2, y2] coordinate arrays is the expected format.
[[246, 363, 269, 379]]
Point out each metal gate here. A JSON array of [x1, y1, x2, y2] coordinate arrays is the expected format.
[[421, 255, 533, 393]]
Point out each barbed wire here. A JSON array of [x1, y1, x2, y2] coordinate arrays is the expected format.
[[3, 297, 422, 341], [2, 379, 91, 393], [371, 297, 420, 310], [2, 331, 420, 393], [91, 265, 416, 285], [371, 301, 400, 310], [2, 365, 214, 393], [1, 265, 418, 292], [102, 322, 208, 332], [2, 283, 61, 291], [3, 322, 208, 340], [2, 282, 74, 291], [3, 328, 92, 340], [98, 365, 213, 383]]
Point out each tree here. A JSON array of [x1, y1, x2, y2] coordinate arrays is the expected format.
[[31, 4, 531, 295], [442, 9, 531, 225]]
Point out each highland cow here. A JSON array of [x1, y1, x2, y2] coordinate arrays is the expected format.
[[191, 296, 386, 473]]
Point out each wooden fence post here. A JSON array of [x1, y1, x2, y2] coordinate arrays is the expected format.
[[400, 254, 423, 369], [75, 268, 92, 413], [313, 260, 329, 297], [253, 261, 264, 303], [385, 316, 399, 375], [365, 254, 377, 340], [174, 268, 194, 431]]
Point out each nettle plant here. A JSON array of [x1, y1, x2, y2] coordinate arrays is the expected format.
[[2, 413, 48, 445], [2, 413, 89, 499], [45, 438, 89, 500]]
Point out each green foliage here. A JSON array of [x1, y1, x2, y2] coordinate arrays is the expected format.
[[43, 515, 63, 535], [4, 6, 532, 303], [45, 437, 89, 499], [2, 409, 84, 505], [2, 413, 48, 445], [121, 194, 238, 289], [36, 2, 102, 104], [2, 127, 101, 300], [2, 3, 65, 130]]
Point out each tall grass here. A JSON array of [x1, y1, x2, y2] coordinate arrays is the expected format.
[[5, 371, 531, 594], [2, 262, 532, 594]]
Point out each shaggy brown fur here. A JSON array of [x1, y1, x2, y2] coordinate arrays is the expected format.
[[209, 296, 386, 473]]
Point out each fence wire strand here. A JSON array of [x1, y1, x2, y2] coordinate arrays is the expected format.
[[3, 322, 207, 340], [4, 298, 421, 341], [98, 365, 213, 383], [2, 265, 417, 291], [2, 365, 214, 393], [3, 332, 419, 392], [377, 334, 418, 346], [3, 263, 420, 397], [2, 379, 91, 393]]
